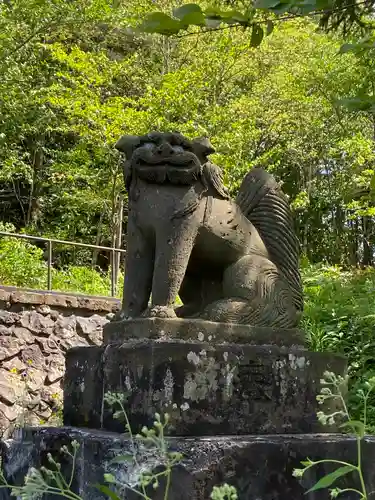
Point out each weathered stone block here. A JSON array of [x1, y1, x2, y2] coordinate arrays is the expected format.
[[103, 317, 306, 346], [0, 289, 11, 305], [20, 311, 54, 335], [64, 339, 346, 435], [10, 290, 43, 305], [11, 327, 34, 344], [54, 316, 77, 339], [0, 337, 22, 361], [45, 353, 65, 384], [0, 311, 17, 326], [1, 357, 27, 372], [77, 315, 107, 346], [0, 325, 10, 337], [0, 369, 24, 405], [21, 344, 45, 369], [25, 368, 46, 393], [46, 293, 79, 309], [1, 427, 375, 500]]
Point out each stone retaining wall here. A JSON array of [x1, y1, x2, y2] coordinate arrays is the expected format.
[[0, 286, 120, 438]]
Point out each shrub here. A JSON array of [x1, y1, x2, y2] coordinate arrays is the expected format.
[[303, 264, 375, 373], [302, 263, 375, 426], [0, 226, 47, 289], [0, 226, 124, 297], [52, 266, 115, 297]]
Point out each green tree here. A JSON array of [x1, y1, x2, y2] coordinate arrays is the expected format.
[[1, 0, 374, 268]]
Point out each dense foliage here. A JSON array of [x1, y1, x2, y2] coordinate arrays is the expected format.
[[1, 0, 374, 266]]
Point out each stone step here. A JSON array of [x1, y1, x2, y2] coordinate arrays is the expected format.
[[1, 427, 374, 500]]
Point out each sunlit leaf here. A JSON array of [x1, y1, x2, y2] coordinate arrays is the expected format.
[[173, 4, 205, 26], [139, 12, 181, 35], [173, 3, 202, 18], [306, 466, 355, 493], [204, 6, 223, 17], [220, 9, 249, 23], [103, 473, 116, 483]]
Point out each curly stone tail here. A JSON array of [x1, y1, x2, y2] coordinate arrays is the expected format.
[[236, 168, 303, 315]]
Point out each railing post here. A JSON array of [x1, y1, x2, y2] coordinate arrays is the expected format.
[[47, 240, 52, 291], [111, 248, 116, 297]]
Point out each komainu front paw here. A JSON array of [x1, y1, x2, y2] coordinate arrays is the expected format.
[[111, 310, 127, 322], [143, 306, 177, 319]]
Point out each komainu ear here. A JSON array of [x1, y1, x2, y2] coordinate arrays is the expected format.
[[115, 135, 141, 159], [192, 137, 216, 158]]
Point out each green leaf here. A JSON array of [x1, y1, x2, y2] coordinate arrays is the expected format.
[[103, 473, 116, 483], [205, 17, 222, 28], [270, 3, 293, 14], [254, 0, 282, 8], [251, 24, 264, 47], [298, 2, 321, 14], [110, 454, 134, 464], [173, 4, 205, 26], [173, 3, 202, 18], [181, 11, 205, 26], [306, 466, 355, 493], [339, 43, 357, 53], [339, 39, 375, 54], [314, 0, 334, 8], [338, 96, 375, 112], [204, 6, 223, 18], [266, 20, 274, 35], [340, 420, 365, 438], [220, 9, 248, 22], [139, 12, 181, 35], [95, 484, 121, 500], [370, 174, 375, 194]]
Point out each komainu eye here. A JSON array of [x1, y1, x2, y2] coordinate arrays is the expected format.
[[172, 145, 184, 153]]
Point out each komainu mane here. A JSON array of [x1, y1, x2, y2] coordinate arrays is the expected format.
[[115, 131, 303, 328]]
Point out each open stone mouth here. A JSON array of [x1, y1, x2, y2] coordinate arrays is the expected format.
[[135, 158, 199, 169], [132, 157, 203, 185]]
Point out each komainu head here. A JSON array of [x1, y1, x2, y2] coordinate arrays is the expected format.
[[115, 131, 217, 189]]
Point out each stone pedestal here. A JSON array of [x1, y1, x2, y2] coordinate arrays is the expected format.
[[1, 318, 359, 500], [102, 317, 305, 346], [63, 339, 346, 435]]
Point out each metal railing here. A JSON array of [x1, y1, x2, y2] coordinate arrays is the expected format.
[[0, 231, 126, 297]]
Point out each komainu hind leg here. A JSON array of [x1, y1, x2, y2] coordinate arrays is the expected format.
[[201, 255, 301, 328]]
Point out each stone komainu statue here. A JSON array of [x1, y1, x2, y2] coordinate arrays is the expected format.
[[115, 131, 303, 328]]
